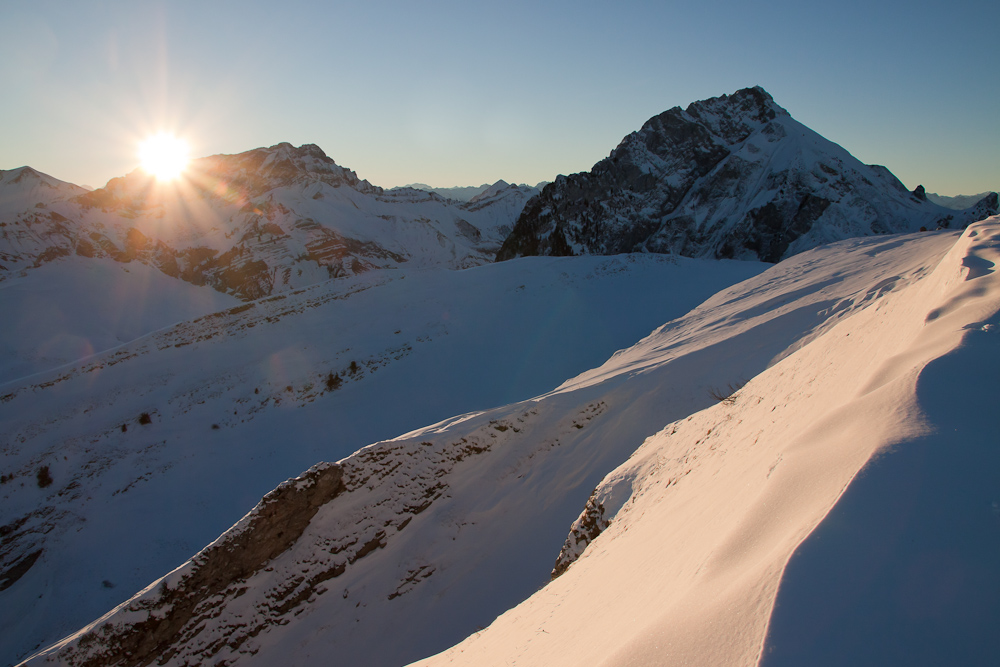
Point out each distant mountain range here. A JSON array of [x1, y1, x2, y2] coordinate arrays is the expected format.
[[396, 181, 548, 202], [498, 87, 997, 263], [0, 145, 536, 300], [3, 96, 995, 308], [927, 191, 998, 210]]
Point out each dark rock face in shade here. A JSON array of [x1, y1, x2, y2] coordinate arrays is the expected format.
[[498, 87, 996, 264]]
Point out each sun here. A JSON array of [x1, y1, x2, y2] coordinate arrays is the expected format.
[[138, 133, 190, 181]]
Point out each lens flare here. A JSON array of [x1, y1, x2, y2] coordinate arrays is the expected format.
[[138, 133, 190, 181]]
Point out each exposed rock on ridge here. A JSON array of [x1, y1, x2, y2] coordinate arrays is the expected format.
[[50, 464, 346, 667], [20, 416, 527, 667]]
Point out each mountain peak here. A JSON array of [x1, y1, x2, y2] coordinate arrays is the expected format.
[[682, 85, 788, 147], [81, 142, 377, 203], [0, 167, 87, 200], [257, 142, 334, 164], [497, 85, 993, 264], [469, 179, 512, 202], [2, 166, 66, 188]]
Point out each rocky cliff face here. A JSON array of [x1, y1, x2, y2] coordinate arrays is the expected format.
[[497, 87, 997, 263], [1, 145, 533, 300]]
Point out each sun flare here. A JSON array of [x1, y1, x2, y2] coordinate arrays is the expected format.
[[139, 133, 190, 181]]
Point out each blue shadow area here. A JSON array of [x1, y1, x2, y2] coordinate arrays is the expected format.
[[761, 322, 1000, 666]]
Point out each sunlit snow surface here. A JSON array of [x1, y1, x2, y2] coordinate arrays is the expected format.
[[418, 221, 1000, 667], [11, 221, 1000, 667]]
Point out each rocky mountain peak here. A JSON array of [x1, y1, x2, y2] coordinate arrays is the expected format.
[[682, 85, 787, 146], [3, 166, 44, 185], [0, 168, 87, 216], [497, 86, 995, 264], [73, 143, 379, 215], [192, 142, 377, 197]]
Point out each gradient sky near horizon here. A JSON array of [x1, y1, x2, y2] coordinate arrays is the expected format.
[[2, 0, 997, 195]]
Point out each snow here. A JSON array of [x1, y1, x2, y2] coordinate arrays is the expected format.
[[0, 256, 240, 383], [1, 252, 763, 666], [9, 217, 1000, 667], [415, 220, 1000, 666]]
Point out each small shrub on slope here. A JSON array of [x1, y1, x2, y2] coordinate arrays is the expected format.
[[36, 466, 53, 488]]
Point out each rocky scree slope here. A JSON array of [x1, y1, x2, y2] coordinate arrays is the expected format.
[[0, 144, 533, 299], [497, 86, 997, 263]]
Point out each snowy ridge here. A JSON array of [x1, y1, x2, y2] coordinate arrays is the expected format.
[[421, 218, 1000, 666], [498, 87, 997, 263], [18, 221, 1000, 666], [395, 182, 545, 204]]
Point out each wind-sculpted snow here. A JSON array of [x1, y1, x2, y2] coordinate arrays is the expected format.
[[419, 218, 1000, 666], [498, 87, 997, 263], [19, 221, 1000, 667]]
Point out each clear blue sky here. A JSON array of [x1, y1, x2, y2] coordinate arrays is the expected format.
[[2, 0, 997, 195]]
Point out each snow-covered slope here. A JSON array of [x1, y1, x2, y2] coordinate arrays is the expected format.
[[422, 219, 1000, 666], [0, 254, 764, 666], [19, 220, 1000, 667], [0, 146, 534, 300], [498, 87, 997, 263], [0, 256, 240, 383]]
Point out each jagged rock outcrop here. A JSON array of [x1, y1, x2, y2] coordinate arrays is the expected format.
[[551, 491, 609, 579], [497, 87, 997, 263]]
